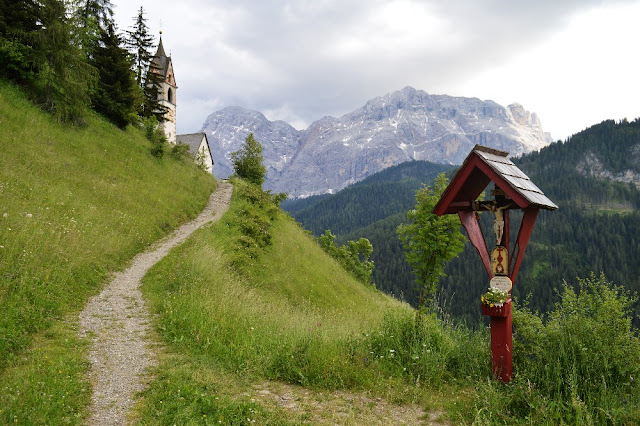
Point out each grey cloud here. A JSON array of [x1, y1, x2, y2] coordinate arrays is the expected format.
[[114, 0, 639, 135]]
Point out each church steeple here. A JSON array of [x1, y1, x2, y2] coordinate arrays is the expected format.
[[148, 33, 177, 144], [156, 36, 166, 58]]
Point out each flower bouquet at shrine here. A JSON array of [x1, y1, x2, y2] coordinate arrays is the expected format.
[[481, 288, 511, 317]]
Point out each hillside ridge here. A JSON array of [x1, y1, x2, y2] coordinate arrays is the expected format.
[[0, 80, 216, 423]]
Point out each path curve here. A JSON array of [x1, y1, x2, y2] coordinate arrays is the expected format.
[[78, 182, 233, 425]]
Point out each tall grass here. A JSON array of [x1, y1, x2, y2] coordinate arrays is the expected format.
[[470, 274, 640, 424], [0, 80, 215, 423], [139, 180, 491, 423], [510, 274, 639, 422], [140, 180, 640, 424]]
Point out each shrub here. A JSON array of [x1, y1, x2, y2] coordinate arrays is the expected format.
[[512, 273, 640, 422], [143, 117, 167, 158], [170, 142, 191, 160], [319, 230, 374, 284]]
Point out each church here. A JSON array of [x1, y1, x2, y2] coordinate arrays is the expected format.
[[149, 35, 214, 174]]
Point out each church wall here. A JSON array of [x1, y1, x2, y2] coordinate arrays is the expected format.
[[197, 139, 214, 174], [160, 93, 176, 144]]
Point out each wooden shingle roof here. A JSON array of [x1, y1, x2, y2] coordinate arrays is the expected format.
[[433, 145, 557, 215]]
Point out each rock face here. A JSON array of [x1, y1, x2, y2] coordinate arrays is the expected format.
[[577, 150, 640, 187], [203, 87, 553, 197]]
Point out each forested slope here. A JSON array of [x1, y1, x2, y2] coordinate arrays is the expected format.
[[282, 161, 454, 235], [288, 119, 640, 326]]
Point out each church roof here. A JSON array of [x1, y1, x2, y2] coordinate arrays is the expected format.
[[156, 37, 166, 57], [177, 133, 212, 160]]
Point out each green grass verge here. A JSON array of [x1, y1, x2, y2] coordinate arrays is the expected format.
[[139, 180, 492, 423], [0, 79, 216, 423], [140, 180, 640, 424]]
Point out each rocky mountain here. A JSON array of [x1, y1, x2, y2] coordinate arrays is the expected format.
[[202, 87, 553, 197]]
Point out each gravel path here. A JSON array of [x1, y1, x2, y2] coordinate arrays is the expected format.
[[78, 182, 233, 425]]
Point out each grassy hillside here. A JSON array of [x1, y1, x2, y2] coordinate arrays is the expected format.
[[0, 80, 216, 423], [138, 179, 639, 424], [138, 179, 490, 424]]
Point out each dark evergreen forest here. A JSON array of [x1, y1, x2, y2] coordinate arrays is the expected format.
[[0, 1, 162, 128], [284, 119, 640, 326]]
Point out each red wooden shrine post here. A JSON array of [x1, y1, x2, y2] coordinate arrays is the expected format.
[[433, 145, 557, 383]]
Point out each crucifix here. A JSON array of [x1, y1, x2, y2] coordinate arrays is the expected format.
[[432, 145, 557, 382]]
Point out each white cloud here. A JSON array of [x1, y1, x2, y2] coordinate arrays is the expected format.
[[113, 0, 640, 140]]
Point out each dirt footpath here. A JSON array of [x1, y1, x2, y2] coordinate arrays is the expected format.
[[78, 182, 233, 425]]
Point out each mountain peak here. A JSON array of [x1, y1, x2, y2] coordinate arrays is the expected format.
[[202, 88, 552, 197]]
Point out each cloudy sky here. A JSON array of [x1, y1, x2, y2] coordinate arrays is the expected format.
[[113, 0, 640, 142]]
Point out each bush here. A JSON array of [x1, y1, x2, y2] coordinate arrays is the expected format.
[[143, 117, 168, 158], [170, 142, 191, 160], [319, 230, 374, 285], [512, 273, 640, 422]]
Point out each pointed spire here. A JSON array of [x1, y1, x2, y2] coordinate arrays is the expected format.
[[156, 32, 167, 58]]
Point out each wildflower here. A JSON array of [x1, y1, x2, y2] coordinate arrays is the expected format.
[[26, 213, 32, 218], [2, 212, 7, 218]]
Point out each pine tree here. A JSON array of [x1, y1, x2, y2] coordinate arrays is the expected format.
[[73, 0, 114, 57], [142, 37, 169, 122], [39, 0, 95, 122], [90, 21, 137, 128], [0, 0, 43, 85], [124, 7, 161, 120], [125, 7, 154, 89]]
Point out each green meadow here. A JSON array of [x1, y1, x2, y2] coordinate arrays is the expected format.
[[0, 80, 215, 423], [1, 80, 639, 424], [138, 179, 640, 424]]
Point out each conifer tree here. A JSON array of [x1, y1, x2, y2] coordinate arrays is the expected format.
[[124, 7, 162, 120], [73, 0, 114, 58], [125, 7, 154, 89], [144, 58, 168, 121], [90, 21, 137, 128], [0, 0, 42, 85], [39, 0, 95, 122]]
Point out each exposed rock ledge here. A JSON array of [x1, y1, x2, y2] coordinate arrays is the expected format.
[[576, 151, 640, 188]]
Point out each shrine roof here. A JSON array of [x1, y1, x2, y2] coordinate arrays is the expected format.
[[433, 145, 558, 215]]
